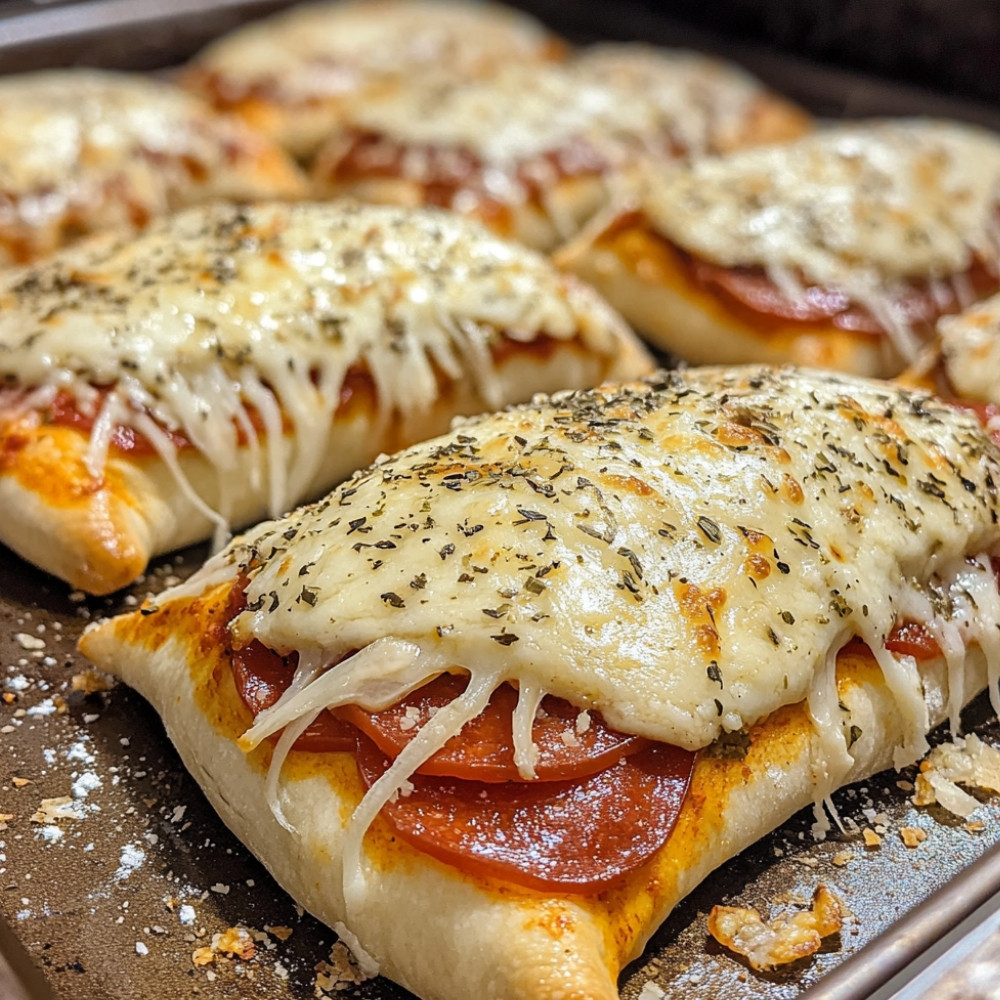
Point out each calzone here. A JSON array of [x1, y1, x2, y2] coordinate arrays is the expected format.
[[311, 48, 809, 251], [0, 199, 649, 594], [80, 366, 1000, 1000], [182, 0, 566, 160], [0, 69, 306, 267], [556, 120, 1000, 375]]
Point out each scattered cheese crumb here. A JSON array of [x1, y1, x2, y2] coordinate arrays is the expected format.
[[71, 671, 112, 695], [398, 705, 421, 731], [575, 710, 592, 734], [863, 828, 882, 848], [265, 925, 293, 941], [707, 885, 843, 972], [192, 947, 215, 967], [913, 735, 1000, 818], [899, 827, 927, 849], [832, 850, 852, 867], [637, 982, 666, 1000], [213, 926, 255, 960], [966, 820, 986, 833], [12, 777, 32, 788], [30, 797, 82, 824]]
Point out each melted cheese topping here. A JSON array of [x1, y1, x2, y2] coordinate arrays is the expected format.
[[189, 0, 558, 104], [197, 366, 1000, 761], [572, 44, 793, 156], [334, 47, 789, 174], [0, 200, 633, 528], [635, 121, 1000, 358], [0, 70, 303, 258], [939, 292, 1000, 405]]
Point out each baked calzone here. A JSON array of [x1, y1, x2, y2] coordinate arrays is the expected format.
[[182, 0, 566, 160], [556, 120, 1000, 375], [311, 49, 809, 251], [0, 199, 649, 594], [0, 69, 307, 267], [80, 366, 1000, 1000]]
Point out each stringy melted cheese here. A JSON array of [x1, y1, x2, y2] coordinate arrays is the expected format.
[[0, 70, 303, 261], [195, 366, 1000, 764], [939, 292, 1000, 406], [333, 48, 790, 176], [189, 0, 558, 104], [635, 121, 1000, 359], [0, 200, 633, 534]]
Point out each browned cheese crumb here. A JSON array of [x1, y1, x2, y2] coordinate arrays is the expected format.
[[707, 885, 843, 971], [191, 926, 256, 968], [214, 926, 256, 960], [314, 941, 377, 993], [30, 796, 82, 824], [913, 734, 1000, 817], [862, 828, 882, 848], [71, 670, 113, 694], [899, 827, 927, 848]]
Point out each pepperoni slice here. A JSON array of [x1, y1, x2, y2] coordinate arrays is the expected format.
[[335, 673, 649, 782], [843, 620, 942, 662], [230, 638, 356, 753], [356, 734, 695, 892], [232, 641, 649, 779], [686, 254, 999, 337]]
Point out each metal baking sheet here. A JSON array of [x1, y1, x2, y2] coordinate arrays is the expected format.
[[3, 3, 1000, 998]]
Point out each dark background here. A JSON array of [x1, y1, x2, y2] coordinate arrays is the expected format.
[[628, 0, 1000, 107], [1, 0, 999, 111]]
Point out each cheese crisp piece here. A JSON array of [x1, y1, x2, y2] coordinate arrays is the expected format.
[[0, 200, 650, 594], [311, 50, 810, 251], [79, 366, 1000, 1000], [0, 69, 307, 267], [557, 120, 1000, 375], [182, 0, 566, 159]]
